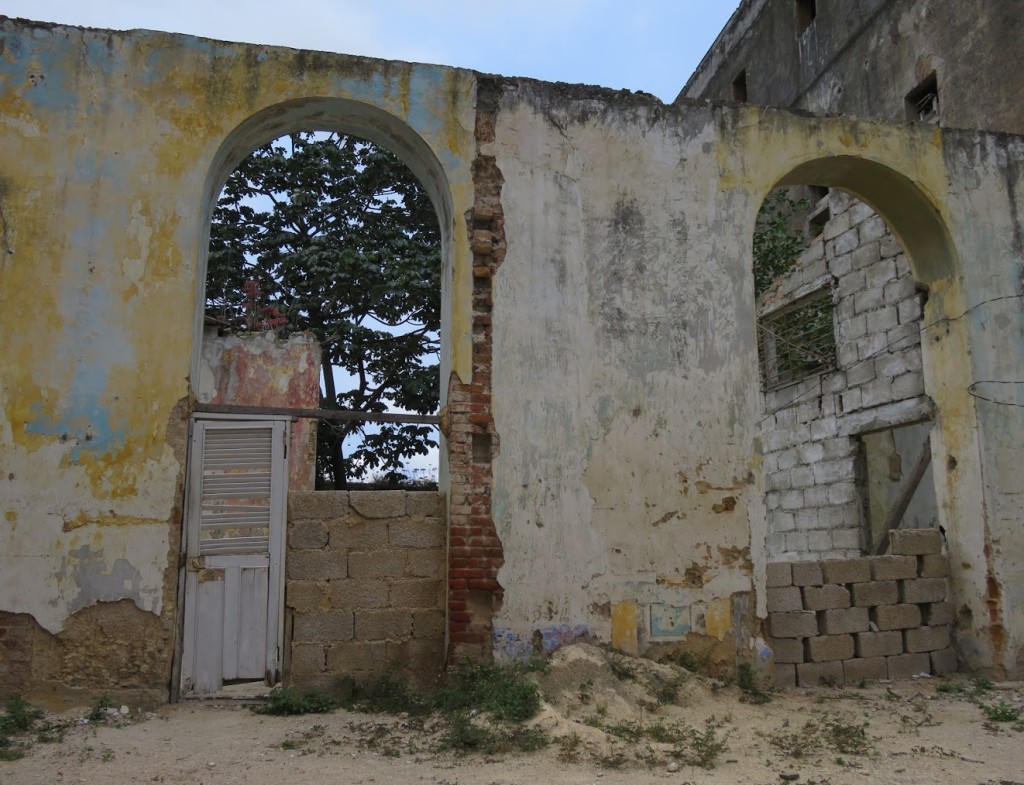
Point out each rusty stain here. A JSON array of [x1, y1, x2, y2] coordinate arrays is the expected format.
[[658, 562, 708, 588], [717, 545, 753, 574], [651, 510, 678, 527], [711, 496, 736, 513]]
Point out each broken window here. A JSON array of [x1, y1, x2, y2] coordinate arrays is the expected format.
[[795, 0, 817, 35], [905, 73, 939, 123], [758, 289, 837, 389], [732, 69, 748, 103]]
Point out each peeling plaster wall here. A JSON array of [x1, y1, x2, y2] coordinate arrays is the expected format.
[[197, 328, 321, 490], [0, 18, 476, 697], [1, 17, 1023, 692]]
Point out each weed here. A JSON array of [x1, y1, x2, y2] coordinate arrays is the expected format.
[[646, 720, 688, 745], [349, 675, 431, 716], [254, 687, 341, 716], [736, 662, 772, 704], [100, 748, 115, 763], [87, 695, 115, 722], [0, 695, 42, 734], [434, 661, 542, 723], [760, 720, 822, 759], [576, 679, 594, 705], [0, 746, 26, 762], [279, 739, 300, 750], [661, 648, 710, 674], [821, 715, 872, 755], [601, 720, 645, 742], [672, 715, 731, 769], [935, 681, 965, 695], [885, 687, 899, 702], [981, 702, 1021, 722], [971, 676, 993, 694], [438, 714, 547, 755], [648, 673, 685, 706], [596, 748, 628, 768], [556, 732, 582, 762]]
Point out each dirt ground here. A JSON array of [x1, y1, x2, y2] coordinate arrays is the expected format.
[[3, 645, 1023, 785]]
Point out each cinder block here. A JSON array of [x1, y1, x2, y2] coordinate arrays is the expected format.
[[292, 611, 354, 643], [354, 609, 413, 641], [325, 640, 386, 672], [904, 625, 951, 653], [769, 611, 819, 639], [769, 637, 805, 664], [350, 491, 407, 519], [797, 660, 845, 687], [286, 580, 330, 612], [869, 555, 917, 580], [843, 656, 888, 683], [923, 601, 955, 627], [852, 580, 898, 607], [389, 518, 445, 549], [806, 634, 855, 662], [290, 643, 327, 675], [388, 579, 443, 609], [856, 630, 904, 658], [873, 604, 922, 630], [330, 519, 388, 550], [900, 578, 947, 604], [766, 562, 793, 588], [791, 561, 824, 587], [803, 584, 851, 611], [887, 652, 931, 680], [821, 558, 871, 584], [406, 492, 442, 517], [289, 491, 349, 520], [930, 647, 958, 675], [767, 586, 804, 612], [289, 518, 329, 550], [412, 610, 446, 640], [821, 607, 870, 635], [347, 550, 405, 579], [774, 663, 797, 690], [918, 554, 949, 579], [891, 528, 943, 556], [404, 550, 445, 579], [287, 549, 347, 580], [330, 579, 388, 610]]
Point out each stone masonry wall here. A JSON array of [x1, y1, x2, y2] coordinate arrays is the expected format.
[[285, 491, 446, 691], [768, 528, 955, 688], [759, 193, 931, 560]]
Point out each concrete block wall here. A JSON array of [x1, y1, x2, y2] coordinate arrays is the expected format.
[[759, 193, 930, 560], [285, 490, 446, 691], [767, 528, 956, 687]]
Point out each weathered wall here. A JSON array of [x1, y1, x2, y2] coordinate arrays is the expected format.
[[1, 17, 1023, 696], [758, 193, 931, 561], [680, 0, 1024, 136], [286, 491, 445, 690], [197, 328, 321, 490]]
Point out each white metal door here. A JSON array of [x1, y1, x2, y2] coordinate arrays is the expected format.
[[180, 418, 288, 695]]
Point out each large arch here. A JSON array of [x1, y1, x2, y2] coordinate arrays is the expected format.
[[189, 96, 457, 415]]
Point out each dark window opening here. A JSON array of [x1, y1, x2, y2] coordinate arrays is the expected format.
[[905, 73, 939, 123], [796, 0, 817, 35], [731, 70, 748, 103], [807, 186, 831, 238]]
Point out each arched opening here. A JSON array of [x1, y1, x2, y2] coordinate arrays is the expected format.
[[751, 157, 963, 686], [178, 99, 455, 697]]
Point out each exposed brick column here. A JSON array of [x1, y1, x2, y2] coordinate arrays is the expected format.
[[445, 76, 506, 663]]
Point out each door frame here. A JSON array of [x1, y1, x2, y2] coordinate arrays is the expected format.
[[174, 413, 290, 698]]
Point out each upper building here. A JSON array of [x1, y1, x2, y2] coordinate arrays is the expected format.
[[678, 0, 1024, 135]]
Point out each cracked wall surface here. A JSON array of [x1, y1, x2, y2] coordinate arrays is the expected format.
[[1, 16, 1023, 697]]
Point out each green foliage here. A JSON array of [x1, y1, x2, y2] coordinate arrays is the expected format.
[[346, 675, 432, 716], [981, 702, 1021, 722], [671, 716, 732, 769], [208, 132, 441, 486], [433, 661, 542, 723], [253, 687, 341, 716], [87, 694, 114, 722], [438, 714, 548, 755], [736, 662, 773, 704], [752, 189, 809, 297], [0, 695, 42, 735]]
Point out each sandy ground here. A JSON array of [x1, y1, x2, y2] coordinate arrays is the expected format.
[[3, 646, 1023, 785]]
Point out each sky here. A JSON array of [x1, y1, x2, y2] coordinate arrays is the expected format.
[[6, 1, 740, 103], [7, 2, 741, 479]]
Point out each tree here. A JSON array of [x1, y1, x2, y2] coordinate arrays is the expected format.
[[207, 132, 441, 488], [752, 189, 809, 297]]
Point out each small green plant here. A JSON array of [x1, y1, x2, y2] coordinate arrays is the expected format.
[[348, 675, 431, 716], [0, 695, 42, 735], [648, 673, 685, 706], [434, 661, 542, 723], [661, 648, 711, 674], [981, 702, 1021, 722], [821, 715, 872, 755], [253, 687, 340, 716], [736, 662, 772, 704], [885, 687, 899, 702], [437, 714, 547, 755], [672, 716, 732, 769], [87, 695, 115, 722], [971, 676, 994, 695], [100, 748, 115, 763], [761, 719, 822, 759], [608, 656, 637, 682], [935, 681, 965, 695]]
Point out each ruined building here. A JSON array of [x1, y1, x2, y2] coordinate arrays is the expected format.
[[0, 7, 1022, 703]]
